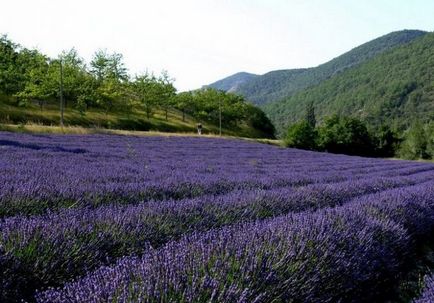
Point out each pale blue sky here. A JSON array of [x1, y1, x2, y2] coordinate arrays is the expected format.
[[1, 0, 433, 91]]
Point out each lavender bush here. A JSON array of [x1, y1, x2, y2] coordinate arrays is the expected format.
[[414, 274, 434, 303], [1, 131, 434, 302], [1, 132, 430, 217]]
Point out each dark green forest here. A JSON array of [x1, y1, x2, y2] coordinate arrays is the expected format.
[[264, 32, 434, 134], [0, 35, 275, 138], [207, 29, 434, 159], [210, 30, 427, 105], [284, 100, 434, 160]]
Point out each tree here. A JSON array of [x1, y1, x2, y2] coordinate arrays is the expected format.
[[1, 34, 276, 136], [108, 52, 128, 82], [132, 73, 158, 119], [173, 91, 193, 122], [284, 120, 317, 150], [90, 50, 128, 83], [220, 93, 247, 126], [90, 50, 110, 81], [75, 72, 99, 114], [96, 78, 118, 113], [399, 120, 429, 159], [158, 71, 176, 121], [373, 124, 400, 157], [0, 35, 23, 95], [318, 115, 374, 156], [425, 122, 434, 158], [59, 49, 88, 108], [190, 88, 247, 127], [14, 52, 51, 109], [245, 105, 275, 138], [305, 101, 316, 127]]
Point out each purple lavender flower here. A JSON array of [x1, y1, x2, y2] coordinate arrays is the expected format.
[[414, 274, 434, 303], [1, 131, 434, 302]]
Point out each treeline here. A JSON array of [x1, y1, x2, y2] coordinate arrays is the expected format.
[[284, 102, 434, 160], [0, 35, 274, 137], [265, 32, 434, 134], [230, 30, 426, 106]]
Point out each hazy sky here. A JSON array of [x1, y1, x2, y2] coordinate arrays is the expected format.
[[1, 0, 433, 91]]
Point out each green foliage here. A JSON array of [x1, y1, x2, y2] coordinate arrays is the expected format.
[[131, 72, 176, 119], [90, 49, 128, 82], [14, 53, 51, 108], [425, 122, 434, 158], [0, 35, 274, 138], [283, 115, 399, 157], [172, 91, 193, 122], [317, 116, 375, 156], [284, 120, 317, 150], [234, 68, 309, 105], [171, 88, 275, 138], [212, 30, 426, 105], [190, 88, 244, 126], [265, 32, 434, 134], [305, 101, 316, 128], [0, 35, 26, 95], [374, 124, 400, 158], [399, 120, 430, 160], [95, 78, 127, 113], [245, 105, 275, 137], [158, 71, 177, 121]]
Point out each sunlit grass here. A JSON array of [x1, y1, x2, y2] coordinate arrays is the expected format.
[[0, 97, 272, 139]]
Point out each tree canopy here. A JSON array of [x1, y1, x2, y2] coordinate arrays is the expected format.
[[264, 32, 434, 134], [0, 35, 275, 138]]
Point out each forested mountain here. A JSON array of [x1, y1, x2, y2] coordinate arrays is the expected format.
[[206, 72, 258, 92], [232, 69, 308, 105], [264, 32, 434, 133], [209, 30, 427, 105]]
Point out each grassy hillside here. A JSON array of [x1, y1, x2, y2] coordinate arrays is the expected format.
[[0, 35, 275, 139], [0, 96, 270, 138], [264, 32, 434, 133], [209, 30, 427, 105]]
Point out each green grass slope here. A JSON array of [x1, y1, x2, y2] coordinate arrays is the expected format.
[[264, 32, 434, 133], [0, 97, 270, 139], [214, 30, 426, 105]]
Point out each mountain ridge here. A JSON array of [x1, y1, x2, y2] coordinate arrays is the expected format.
[[206, 72, 258, 92], [264, 31, 434, 133], [207, 29, 428, 105]]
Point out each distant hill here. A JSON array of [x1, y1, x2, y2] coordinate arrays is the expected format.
[[208, 30, 427, 105], [206, 72, 258, 92], [264, 32, 434, 133], [232, 69, 308, 105]]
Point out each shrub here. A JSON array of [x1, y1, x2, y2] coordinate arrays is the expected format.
[[318, 115, 374, 156], [284, 120, 317, 150]]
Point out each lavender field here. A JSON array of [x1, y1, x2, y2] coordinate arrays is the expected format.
[[1, 131, 434, 302]]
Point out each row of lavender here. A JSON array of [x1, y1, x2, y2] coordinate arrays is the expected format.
[[37, 181, 434, 302], [1, 132, 432, 217], [1, 132, 434, 301], [415, 274, 434, 303], [3, 173, 434, 301]]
